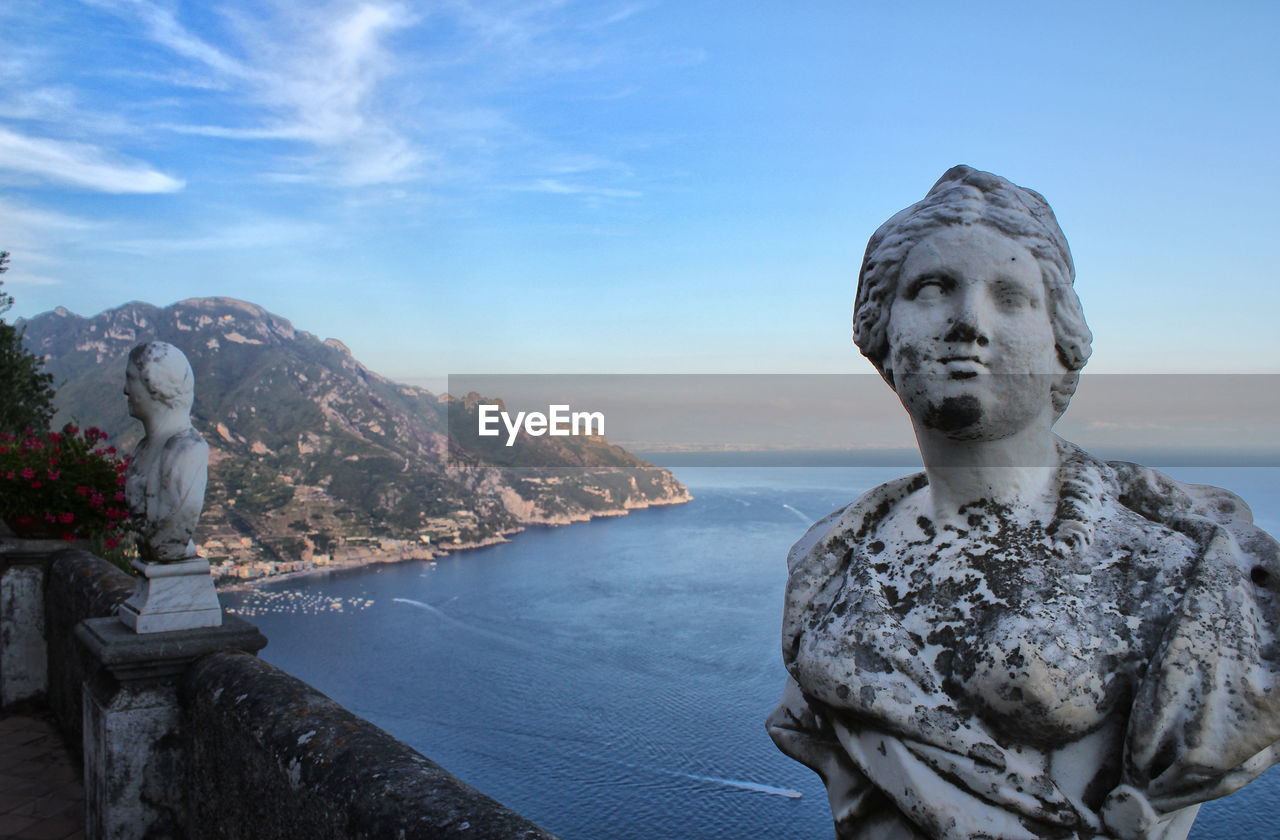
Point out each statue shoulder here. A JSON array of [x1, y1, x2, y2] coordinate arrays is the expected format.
[[1108, 460, 1254, 528], [786, 472, 926, 572], [159, 427, 209, 467], [786, 507, 848, 572]]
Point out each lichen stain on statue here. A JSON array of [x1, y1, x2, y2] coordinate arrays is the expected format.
[[767, 166, 1280, 840], [117, 341, 223, 633]]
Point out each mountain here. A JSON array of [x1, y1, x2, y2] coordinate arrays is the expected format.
[[20, 298, 690, 580]]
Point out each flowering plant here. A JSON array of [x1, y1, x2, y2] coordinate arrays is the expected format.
[[0, 424, 134, 564]]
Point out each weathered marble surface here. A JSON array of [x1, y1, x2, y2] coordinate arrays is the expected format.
[[123, 341, 209, 563], [768, 166, 1280, 840], [119, 341, 221, 632]]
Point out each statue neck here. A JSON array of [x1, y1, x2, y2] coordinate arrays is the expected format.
[[142, 410, 193, 443], [912, 422, 1062, 524]]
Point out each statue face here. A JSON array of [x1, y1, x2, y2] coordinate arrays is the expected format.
[[124, 360, 160, 422], [885, 225, 1063, 441], [124, 361, 142, 420]]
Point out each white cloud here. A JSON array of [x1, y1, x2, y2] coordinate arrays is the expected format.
[[106, 218, 325, 254], [0, 198, 101, 287], [0, 44, 153, 136], [586, 3, 647, 29], [41, 0, 664, 197], [0, 85, 78, 122], [2, 273, 62, 287], [0, 199, 98, 237], [0, 126, 184, 193], [97, 0, 425, 186], [82, 0, 249, 80], [545, 153, 629, 175], [519, 178, 641, 198]]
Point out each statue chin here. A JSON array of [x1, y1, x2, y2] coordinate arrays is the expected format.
[[919, 394, 983, 435], [894, 374, 1052, 443]]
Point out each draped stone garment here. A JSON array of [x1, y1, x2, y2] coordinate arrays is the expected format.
[[124, 426, 209, 562], [768, 445, 1280, 840]]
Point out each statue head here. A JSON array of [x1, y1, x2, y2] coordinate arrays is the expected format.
[[125, 342, 195, 422], [853, 165, 1092, 419]]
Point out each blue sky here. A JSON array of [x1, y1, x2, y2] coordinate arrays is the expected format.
[[2, 1, 1277, 384]]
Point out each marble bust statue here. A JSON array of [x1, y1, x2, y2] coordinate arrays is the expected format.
[[768, 166, 1280, 839], [123, 341, 209, 563]]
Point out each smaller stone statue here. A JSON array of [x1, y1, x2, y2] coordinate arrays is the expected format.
[[118, 341, 222, 632], [123, 342, 209, 563]]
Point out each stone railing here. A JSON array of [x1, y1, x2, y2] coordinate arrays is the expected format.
[[0, 540, 559, 840], [184, 652, 556, 839], [44, 547, 134, 749]]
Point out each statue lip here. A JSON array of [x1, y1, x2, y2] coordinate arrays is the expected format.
[[937, 355, 986, 380]]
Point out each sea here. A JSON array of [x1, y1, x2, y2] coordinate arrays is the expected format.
[[221, 462, 1280, 840]]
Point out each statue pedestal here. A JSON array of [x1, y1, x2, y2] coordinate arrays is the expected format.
[[118, 557, 222, 633], [76, 614, 266, 839]]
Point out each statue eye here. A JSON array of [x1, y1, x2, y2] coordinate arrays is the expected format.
[[908, 277, 948, 301], [990, 282, 1038, 311]]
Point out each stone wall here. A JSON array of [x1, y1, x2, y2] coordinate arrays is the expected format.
[[182, 651, 558, 840], [0, 539, 74, 709], [44, 548, 134, 750]]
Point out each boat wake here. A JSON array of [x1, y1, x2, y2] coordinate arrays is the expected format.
[[596, 753, 803, 799], [391, 597, 579, 665], [682, 772, 803, 799], [781, 503, 812, 524], [391, 597, 530, 649]]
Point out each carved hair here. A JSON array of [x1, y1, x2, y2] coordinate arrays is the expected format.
[[853, 165, 1093, 417], [128, 342, 194, 411]]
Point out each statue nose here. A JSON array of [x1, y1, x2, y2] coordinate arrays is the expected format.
[[942, 320, 990, 346], [941, 289, 992, 346]]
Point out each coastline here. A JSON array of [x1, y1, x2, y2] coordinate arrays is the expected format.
[[215, 489, 692, 592]]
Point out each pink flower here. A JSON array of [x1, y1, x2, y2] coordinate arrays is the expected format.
[[47, 469, 60, 481], [20, 468, 35, 479], [65, 425, 79, 436], [105, 537, 119, 549], [58, 513, 74, 524], [76, 486, 90, 496], [90, 493, 104, 508], [61, 533, 76, 542], [30, 480, 42, 488], [114, 491, 125, 502]]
